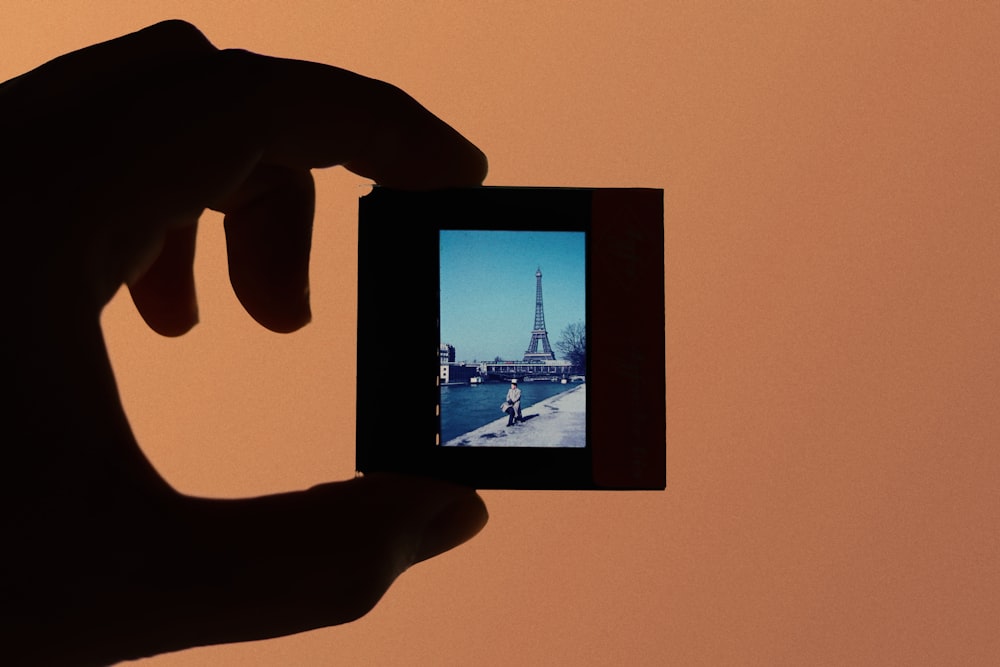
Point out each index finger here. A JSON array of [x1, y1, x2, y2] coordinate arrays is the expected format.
[[225, 50, 489, 189], [76, 45, 488, 225], [5, 20, 487, 191]]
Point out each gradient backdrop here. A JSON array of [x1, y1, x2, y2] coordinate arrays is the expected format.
[[3, 2, 998, 665]]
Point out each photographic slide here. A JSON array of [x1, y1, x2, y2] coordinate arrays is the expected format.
[[439, 230, 587, 448]]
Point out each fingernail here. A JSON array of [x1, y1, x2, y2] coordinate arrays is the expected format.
[[298, 282, 312, 326], [413, 492, 488, 564], [187, 290, 200, 329]]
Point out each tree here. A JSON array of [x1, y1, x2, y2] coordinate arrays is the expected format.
[[556, 322, 586, 370]]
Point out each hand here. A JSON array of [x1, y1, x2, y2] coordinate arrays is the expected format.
[[2, 21, 488, 665]]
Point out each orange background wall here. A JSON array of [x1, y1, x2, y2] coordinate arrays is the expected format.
[[4, 2, 998, 665]]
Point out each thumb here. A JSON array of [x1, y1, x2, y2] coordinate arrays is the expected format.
[[110, 475, 488, 662]]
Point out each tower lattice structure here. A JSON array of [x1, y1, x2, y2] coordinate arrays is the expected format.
[[523, 267, 556, 362]]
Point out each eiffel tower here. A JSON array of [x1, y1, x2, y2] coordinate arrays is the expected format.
[[523, 267, 556, 362]]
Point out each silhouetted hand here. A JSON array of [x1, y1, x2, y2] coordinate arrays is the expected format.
[[1, 20, 488, 665]]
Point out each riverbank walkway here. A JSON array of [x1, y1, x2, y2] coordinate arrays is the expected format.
[[442, 384, 586, 447]]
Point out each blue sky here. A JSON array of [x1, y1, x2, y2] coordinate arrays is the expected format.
[[440, 230, 586, 363]]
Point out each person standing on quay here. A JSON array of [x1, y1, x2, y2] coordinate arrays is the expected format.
[[504, 379, 522, 426]]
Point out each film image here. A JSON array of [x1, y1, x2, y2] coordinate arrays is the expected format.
[[439, 230, 587, 447]]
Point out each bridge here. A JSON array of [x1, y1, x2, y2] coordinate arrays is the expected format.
[[482, 359, 578, 382]]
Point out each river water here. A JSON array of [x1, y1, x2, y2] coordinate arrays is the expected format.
[[439, 381, 582, 443]]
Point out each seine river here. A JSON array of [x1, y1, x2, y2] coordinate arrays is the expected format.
[[440, 381, 581, 443]]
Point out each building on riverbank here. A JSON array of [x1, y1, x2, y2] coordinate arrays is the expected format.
[[440, 361, 481, 385]]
